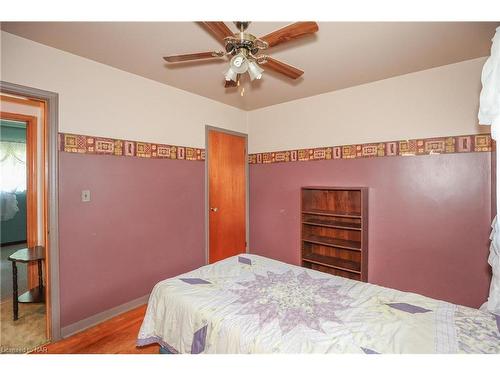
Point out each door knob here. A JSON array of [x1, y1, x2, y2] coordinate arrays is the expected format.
[[210, 207, 218, 212]]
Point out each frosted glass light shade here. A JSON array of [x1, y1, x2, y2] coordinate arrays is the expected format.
[[248, 61, 264, 81], [230, 53, 249, 74], [224, 67, 237, 82]]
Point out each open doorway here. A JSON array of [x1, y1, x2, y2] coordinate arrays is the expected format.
[[0, 95, 48, 353]]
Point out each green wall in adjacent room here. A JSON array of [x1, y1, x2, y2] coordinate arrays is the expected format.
[[1, 119, 26, 141], [0, 119, 27, 245]]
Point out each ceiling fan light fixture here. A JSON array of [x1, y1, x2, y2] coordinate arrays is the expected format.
[[163, 22, 319, 90], [224, 67, 238, 82], [248, 61, 264, 81], [229, 52, 249, 74]]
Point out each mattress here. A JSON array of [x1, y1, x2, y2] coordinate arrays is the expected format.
[[137, 254, 500, 353]]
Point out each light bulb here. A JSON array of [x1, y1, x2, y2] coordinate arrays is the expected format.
[[230, 53, 249, 74], [248, 61, 264, 81]]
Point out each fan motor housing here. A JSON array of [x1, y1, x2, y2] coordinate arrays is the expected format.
[[225, 33, 259, 55]]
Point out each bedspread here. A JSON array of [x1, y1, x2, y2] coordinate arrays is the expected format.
[[137, 254, 500, 353]]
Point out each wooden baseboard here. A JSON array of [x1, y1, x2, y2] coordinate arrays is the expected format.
[[60, 294, 150, 339]]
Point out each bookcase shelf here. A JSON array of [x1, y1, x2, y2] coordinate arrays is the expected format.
[[302, 217, 362, 231], [301, 187, 368, 282], [302, 253, 361, 274], [301, 209, 361, 218], [302, 235, 361, 251]]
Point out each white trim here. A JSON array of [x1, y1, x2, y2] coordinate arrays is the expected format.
[[60, 294, 150, 338]]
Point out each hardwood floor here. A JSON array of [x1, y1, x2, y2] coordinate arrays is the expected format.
[[37, 305, 159, 354]]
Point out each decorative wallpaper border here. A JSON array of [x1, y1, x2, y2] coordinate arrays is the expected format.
[[59, 133, 205, 161], [59, 132, 492, 164], [248, 134, 492, 164]]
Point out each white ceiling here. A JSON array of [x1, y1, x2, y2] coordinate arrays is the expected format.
[[1, 22, 498, 110]]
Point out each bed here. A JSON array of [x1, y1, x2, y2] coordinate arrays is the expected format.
[[137, 254, 500, 354]]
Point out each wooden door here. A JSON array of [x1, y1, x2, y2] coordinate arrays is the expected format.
[[208, 129, 247, 263]]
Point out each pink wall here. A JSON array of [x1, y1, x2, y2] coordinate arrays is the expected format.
[[58, 149, 492, 326], [58, 152, 205, 327], [249, 152, 492, 308]]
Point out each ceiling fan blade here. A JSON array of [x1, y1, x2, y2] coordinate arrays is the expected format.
[[224, 74, 240, 88], [202, 22, 234, 45], [259, 22, 318, 48], [163, 51, 223, 63], [259, 57, 304, 79]]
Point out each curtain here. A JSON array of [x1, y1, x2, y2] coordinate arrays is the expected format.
[[0, 191, 19, 221], [479, 26, 500, 315], [0, 141, 27, 193], [0, 141, 26, 221]]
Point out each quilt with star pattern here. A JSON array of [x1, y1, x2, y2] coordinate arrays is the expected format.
[[137, 254, 500, 353]]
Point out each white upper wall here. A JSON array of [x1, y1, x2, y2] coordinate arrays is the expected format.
[[2, 31, 488, 154], [247, 57, 489, 153], [1, 31, 247, 148]]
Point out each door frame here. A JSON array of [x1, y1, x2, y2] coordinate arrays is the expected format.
[[205, 125, 249, 264], [0, 81, 61, 341]]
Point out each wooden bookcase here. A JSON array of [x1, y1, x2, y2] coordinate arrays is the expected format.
[[301, 187, 368, 282]]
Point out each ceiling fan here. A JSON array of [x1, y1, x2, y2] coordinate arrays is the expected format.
[[163, 21, 319, 89]]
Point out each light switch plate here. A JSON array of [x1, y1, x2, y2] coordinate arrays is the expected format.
[[81, 190, 91, 202]]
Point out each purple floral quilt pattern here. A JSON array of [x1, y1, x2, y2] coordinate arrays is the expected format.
[[230, 270, 352, 334]]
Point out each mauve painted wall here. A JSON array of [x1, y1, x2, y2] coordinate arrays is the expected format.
[[249, 153, 492, 308], [58, 152, 205, 327]]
